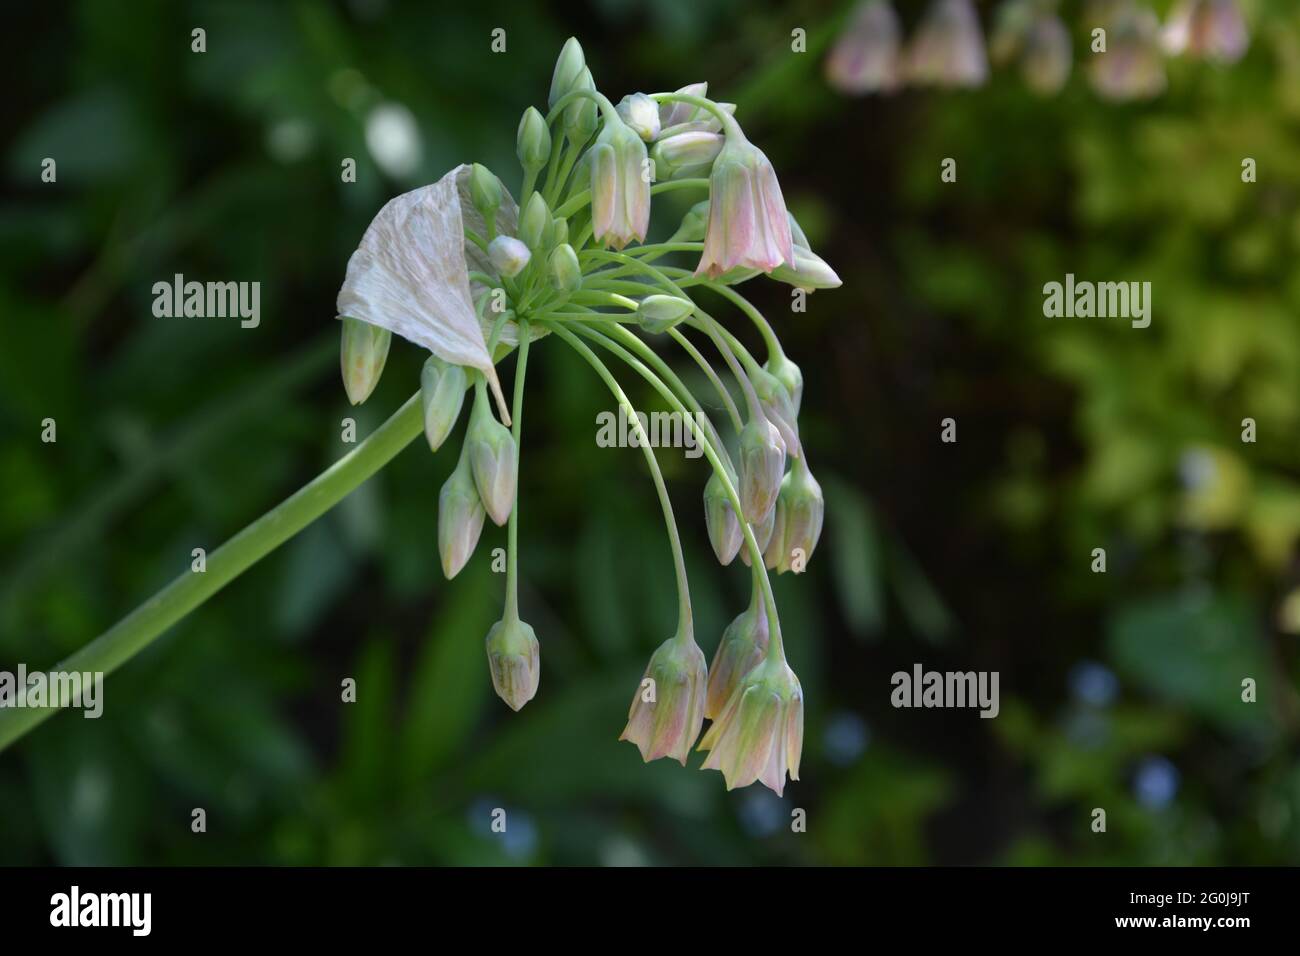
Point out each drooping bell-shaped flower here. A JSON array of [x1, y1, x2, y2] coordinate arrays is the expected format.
[[1021, 15, 1072, 96], [589, 114, 651, 250], [768, 456, 825, 573], [464, 386, 517, 526], [695, 124, 794, 278], [825, 0, 904, 95], [1164, 0, 1248, 64], [699, 655, 804, 796], [619, 630, 708, 764], [339, 316, 391, 406], [1090, 4, 1166, 101], [485, 612, 540, 711], [905, 0, 989, 89], [703, 469, 743, 565], [705, 583, 769, 719], [438, 447, 486, 580], [616, 92, 662, 142], [737, 413, 786, 523], [420, 355, 468, 452]]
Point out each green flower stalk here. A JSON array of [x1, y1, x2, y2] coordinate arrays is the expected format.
[[0, 38, 844, 799]]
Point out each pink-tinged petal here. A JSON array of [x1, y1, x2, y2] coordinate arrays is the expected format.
[[589, 143, 617, 244], [757, 162, 795, 269], [758, 713, 788, 797], [785, 694, 804, 780], [719, 165, 757, 275]]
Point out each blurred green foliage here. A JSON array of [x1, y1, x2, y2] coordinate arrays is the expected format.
[[1, 0, 1298, 865]]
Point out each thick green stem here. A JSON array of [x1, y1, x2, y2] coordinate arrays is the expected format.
[[504, 324, 531, 620], [0, 393, 426, 753]]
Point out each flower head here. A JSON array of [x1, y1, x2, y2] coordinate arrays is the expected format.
[[485, 613, 541, 711], [699, 656, 803, 796], [589, 115, 651, 250], [767, 457, 824, 573], [620, 631, 708, 764], [703, 470, 743, 565], [825, 0, 904, 95], [738, 413, 786, 523], [695, 126, 794, 278]]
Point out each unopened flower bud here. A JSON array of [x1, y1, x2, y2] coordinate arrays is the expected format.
[[699, 656, 803, 796], [770, 245, 843, 292], [438, 448, 486, 579], [651, 131, 724, 181], [705, 585, 769, 719], [620, 630, 707, 764], [548, 37, 586, 110], [519, 192, 551, 251], [669, 200, 710, 243], [703, 470, 743, 565], [616, 92, 661, 142], [420, 355, 468, 453], [738, 414, 786, 523], [763, 351, 804, 416], [751, 365, 801, 457], [564, 68, 599, 146], [516, 106, 552, 176], [771, 457, 824, 573], [339, 315, 391, 406], [465, 388, 517, 526], [658, 82, 709, 130], [590, 115, 650, 249], [550, 216, 569, 247], [468, 163, 503, 224], [485, 613, 540, 711], [488, 235, 531, 278], [636, 294, 694, 334], [549, 243, 582, 293]]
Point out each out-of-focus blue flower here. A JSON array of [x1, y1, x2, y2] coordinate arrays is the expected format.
[[1134, 756, 1180, 809], [823, 711, 870, 766], [1069, 661, 1119, 708], [737, 788, 786, 837]]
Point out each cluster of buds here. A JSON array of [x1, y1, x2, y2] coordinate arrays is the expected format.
[[334, 37, 839, 795], [826, 0, 1250, 101]]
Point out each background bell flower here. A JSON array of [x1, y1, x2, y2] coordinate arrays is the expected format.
[[518, 192, 552, 251], [339, 315, 391, 406], [1090, 4, 1166, 101], [420, 355, 468, 452], [703, 470, 743, 565], [616, 92, 661, 142], [636, 294, 694, 334], [516, 106, 552, 177], [589, 116, 651, 250], [698, 656, 804, 797], [485, 613, 541, 711], [549, 243, 582, 293], [763, 351, 804, 416], [771, 457, 824, 574], [738, 414, 786, 523], [905, 0, 989, 89], [619, 631, 708, 764], [1164, 0, 1249, 64], [1020, 14, 1072, 96], [695, 127, 794, 278], [651, 130, 724, 181], [465, 390, 518, 526], [825, 0, 903, 95], [438, 448, 486, 579], [487, 235, 531, 278], [705, 589, 769, 719]]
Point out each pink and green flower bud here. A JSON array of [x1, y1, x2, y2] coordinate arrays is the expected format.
[[438, 448, 486, 579], [669, 200, 710, 243], [651, 131, 724, 181], [485, 613, 540, 711], [658, 82, 709, 129], [589, 115, 651, 250], [619, 630, 708, 764], [738, 414, 786, 523], [516, 106, 552, 177], [825, 0, 904, 95], [705, 586, 769, 719], [698, 655, 804, 796], [740, 501, 777, 568], [751, 365, 800, 458], [420, 355, 468, 453], [770, 457, 824, 573], [616, 92, 661, 142], [905, 0, 989, 88], [695, 126, 794, 278], [465, 389, 518, 526], [519, 192, 551, 251], [468, 163, 503, 225], [769, 245, 843, 292], [763, 351, 804, 416], [636, 294, 694, 334], [549, 243, 582, 293], [548, 37, 586, 110], [564, 68, 599, 146], [487, 235, 531, 278], [703, 470, 743, 565], [339, 315, 391, 406]]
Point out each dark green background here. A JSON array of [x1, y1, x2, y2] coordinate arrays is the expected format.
[[1, 0, 1297, 865]]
